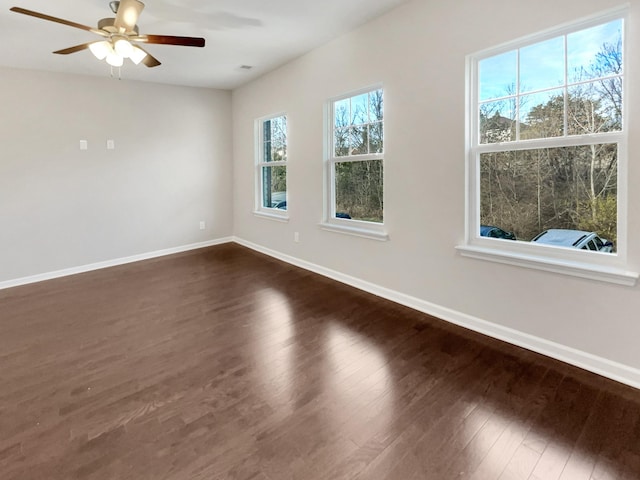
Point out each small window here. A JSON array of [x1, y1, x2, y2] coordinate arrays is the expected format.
[[322, 87, 387, 240], [255, 114, 287, 219]]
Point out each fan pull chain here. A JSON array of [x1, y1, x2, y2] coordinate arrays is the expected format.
[[109, 65, 123, 80]]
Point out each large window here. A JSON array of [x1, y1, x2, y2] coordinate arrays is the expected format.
[[255, 114, 287, 218], [463, 10, 636, 284], [323, 87, 386, 239]]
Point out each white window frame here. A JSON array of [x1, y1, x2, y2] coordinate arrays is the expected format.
[[457, 7, 638, 286], [320, 85, 388, 241], [254, 113, 289, 222]]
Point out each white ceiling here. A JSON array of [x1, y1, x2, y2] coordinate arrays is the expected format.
[[0, 0, 409, 89]]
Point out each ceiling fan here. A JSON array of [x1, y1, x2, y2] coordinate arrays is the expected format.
[[10, 0, 206, 68]]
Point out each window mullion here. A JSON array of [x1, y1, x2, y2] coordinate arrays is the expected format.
[[563, 34, 568, 138], [515, 48, 520, 141], [474, 132, 623, 154], [330, 153, 383, 163]]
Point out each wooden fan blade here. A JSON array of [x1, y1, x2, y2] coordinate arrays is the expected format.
[[53, 43, 93, 55], [114, 0, 144, 33], [142, 55, 161, 68], [134, 35, 205, 48], [133, 46, 161, 68], [9, 7, 108, 37]]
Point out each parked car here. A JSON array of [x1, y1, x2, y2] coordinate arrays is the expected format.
[[480, 225, 516, 240], [269, 192, 287, 210], [531, 229, 613, 252]]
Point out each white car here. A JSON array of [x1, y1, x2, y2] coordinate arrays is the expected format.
[[269, 191, 287, 209], [531, 229, 613, 253]]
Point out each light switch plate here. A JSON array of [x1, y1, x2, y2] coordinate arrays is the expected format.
[[79, 140, 88, 150]]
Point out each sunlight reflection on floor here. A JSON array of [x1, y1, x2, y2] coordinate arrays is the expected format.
[[324, 322, 394, 432], [251, 288, 294, 411]]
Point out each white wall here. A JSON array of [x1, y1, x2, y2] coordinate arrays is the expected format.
[[0, 67, 233, 283], [232, 0, 640, 377]]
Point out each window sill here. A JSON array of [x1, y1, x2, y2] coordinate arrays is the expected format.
[[319, 222, 389, 241], [253, 210, 289, 223], [456, 244, 638, 286]]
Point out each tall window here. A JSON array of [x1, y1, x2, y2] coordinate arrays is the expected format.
[[463, 10, 635, 283], [326, 87, 384, 233], [256, 114, 287, 216]]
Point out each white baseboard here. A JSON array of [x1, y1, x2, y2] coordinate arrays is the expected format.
[[0, 237, 233, 291], [233, 236, 640, 390]]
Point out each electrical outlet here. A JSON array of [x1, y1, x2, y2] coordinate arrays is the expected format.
[[294, 232, 299, 243], [199, 221, 206, 230]]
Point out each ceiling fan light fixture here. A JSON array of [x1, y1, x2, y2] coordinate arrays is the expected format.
[[89, 40, 112, 60], [114, 38, 134, 58], [106, 51, 124, 67], [10, 2, 205, 73], [129, 46, 147, 65]]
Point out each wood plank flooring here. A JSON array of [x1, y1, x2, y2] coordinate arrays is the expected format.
[[1, 243, 640, 479]]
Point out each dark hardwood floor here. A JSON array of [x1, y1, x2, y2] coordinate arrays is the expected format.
[[1, 243, 639, 479]]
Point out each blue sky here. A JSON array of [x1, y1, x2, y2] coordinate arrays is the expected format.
[[479, 19, 622, 103]]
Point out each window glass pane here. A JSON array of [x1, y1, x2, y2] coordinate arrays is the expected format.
[[520, 88, 564, 140], [263, 120, 272, 162], [270, 116, 287, 161], [520, 36, 565, 93], [351, 93, 368, 125], [270, 144, 286, 162], [480, 144, 617, 251], [479, 98, 516, 143], [349, 126, 368, 155], [567, 81, 622, 135], [368, 122, 383, 154], [479, 50, 517, 101], [369, 90, 384, 122], [334, 98, 350, 128], [333, 89, 384, 158], [263, 116, 287, 163], [261, 166, 287, 210], [335, 159, 383, 223], [567, 19, 623, 83], [334, 127, 349, 157]]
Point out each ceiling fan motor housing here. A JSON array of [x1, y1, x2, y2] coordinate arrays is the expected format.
[[98, 17, 138, 35]]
